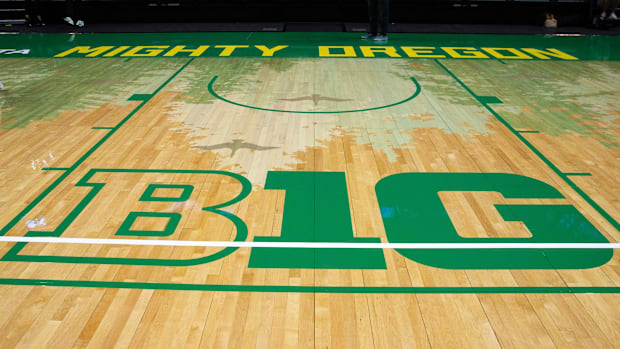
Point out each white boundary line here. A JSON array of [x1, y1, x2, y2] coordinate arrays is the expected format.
[[0, 236, 619, 249]]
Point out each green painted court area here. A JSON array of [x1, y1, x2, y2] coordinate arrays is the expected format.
[[0, 32, 619, 296]]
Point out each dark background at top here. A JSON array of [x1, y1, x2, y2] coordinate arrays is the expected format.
[[20, 0, 593, 26]]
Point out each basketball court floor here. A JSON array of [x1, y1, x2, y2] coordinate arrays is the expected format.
[[0, 32, 619, 347]]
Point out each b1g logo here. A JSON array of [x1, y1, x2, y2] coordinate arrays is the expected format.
[[0, 49, 30, 55], [5, 169, 612, 270]]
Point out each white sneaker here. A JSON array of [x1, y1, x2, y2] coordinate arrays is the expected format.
[[63, 16, 74, 25], [373, 34, 388, 42], [0, 81, 3, 91], [76, 20, 84, 27], [608, 12, 618, 20], [600, 11, 607, 20]]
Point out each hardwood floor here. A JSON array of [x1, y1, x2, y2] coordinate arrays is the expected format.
[[0, 33, 618, 347]]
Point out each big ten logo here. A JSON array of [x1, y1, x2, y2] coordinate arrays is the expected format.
[[6, 170, 612, 270], [4, 169, 251, 266], [0, 49, 30, 55]]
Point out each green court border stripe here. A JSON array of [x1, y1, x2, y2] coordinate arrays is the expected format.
[[91, 126, 114, 130], [515, 130, 540, 134], [207, 75, 422, 114], [0, 278, 618, 293], [0, 58, 195, 236], [434, 59, 620, 233], [41, 167, 70, 171]]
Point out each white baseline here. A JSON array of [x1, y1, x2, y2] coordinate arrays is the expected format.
[[0, 236, 618, 249]]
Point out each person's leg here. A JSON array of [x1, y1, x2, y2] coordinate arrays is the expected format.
[[368, 0, 378, 35], [34, 0, 44, 25], [595, 0, 606, 19], [73, 0, 84, 26], [371, 0, 388, 40], [24, 0, 33, 25], [600, 0, 619, 18], [607, 0, 620, 18], [24, 0, 44, 26], [377, 0, 389, 35], [601, 0, 615, 10], [599, 0, 610, 13], [65, 0, 75, 24]]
